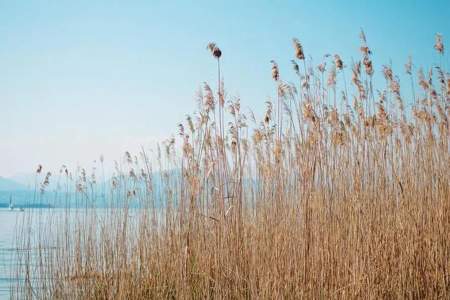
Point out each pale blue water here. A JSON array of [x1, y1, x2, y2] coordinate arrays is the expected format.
[[0, 209, 58, 299], [0, 209, 21, 300], [0, 207, 155, 299]]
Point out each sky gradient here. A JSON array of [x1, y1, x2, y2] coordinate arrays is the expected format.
[[1, 0, 449, 177]]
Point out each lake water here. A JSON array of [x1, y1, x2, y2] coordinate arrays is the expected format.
[[0, 209, 21, 300], [0, 209, 62, 299], [0, 207, 158, 299]]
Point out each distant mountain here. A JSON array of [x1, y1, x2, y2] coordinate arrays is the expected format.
[[0, 177, 28, 191], [0, 169, 179, 208], [9, 173, 36, 190], [11, 172, 69, 191]]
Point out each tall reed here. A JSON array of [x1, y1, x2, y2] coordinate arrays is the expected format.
[[14, 32, 449, 299]]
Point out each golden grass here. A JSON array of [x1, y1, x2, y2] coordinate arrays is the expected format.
[[15, 31, 449, 299]]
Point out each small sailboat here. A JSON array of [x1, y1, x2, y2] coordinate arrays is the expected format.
[[9, 195, 15, 211]]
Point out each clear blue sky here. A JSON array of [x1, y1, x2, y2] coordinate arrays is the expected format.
[[1, 0, 449, 177]]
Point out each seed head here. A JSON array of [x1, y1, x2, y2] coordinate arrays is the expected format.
[[383, 65, 393, 81], [334, 55, 343, 70], [359, 29, 367, 44], [362, 57, 373, 76], [317, 63, 326, 73], [291, 60, 299, 74], [434, 34, 444, 54], [292, 38, 305, 60], [360, 46, 371, 56], [405, 56, 413, 75], [270, 60, 279, 81], [203, 82, 215, 111], [207, 42, 222, 59]]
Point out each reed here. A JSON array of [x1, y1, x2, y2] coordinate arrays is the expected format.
[[14, 32, 449, 299]]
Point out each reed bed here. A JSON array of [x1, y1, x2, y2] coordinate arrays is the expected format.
[[15, 31, 450, 299]]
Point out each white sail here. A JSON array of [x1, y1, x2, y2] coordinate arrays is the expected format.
[[8, 196, 14, 211]]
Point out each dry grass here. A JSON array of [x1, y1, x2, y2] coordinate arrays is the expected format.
[[15, 31, 449, 299]]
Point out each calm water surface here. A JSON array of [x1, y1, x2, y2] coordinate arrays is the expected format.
[[0, 210, 21, 300], [0, 207, 152, 299]]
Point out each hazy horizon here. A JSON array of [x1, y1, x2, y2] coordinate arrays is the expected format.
[[2, 0, 449, 177]]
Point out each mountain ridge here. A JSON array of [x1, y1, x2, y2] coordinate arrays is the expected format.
[[0, 176, 29, 191]]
